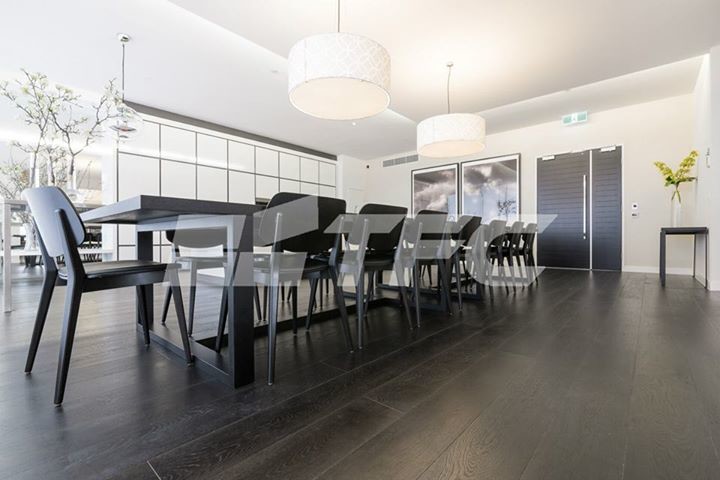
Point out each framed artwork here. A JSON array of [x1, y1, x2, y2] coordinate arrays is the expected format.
[[411, 164, 458, 217], [461, 154, 520, 221]]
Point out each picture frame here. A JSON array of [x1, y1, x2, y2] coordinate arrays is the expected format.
[[460, 153, 521, 221], [411, 163, 459, 218]]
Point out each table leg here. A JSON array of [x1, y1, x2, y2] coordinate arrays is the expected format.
[[659, 231, 666, 287], [136, 231, 154, 326], [693, 235, 697, 278], [226, 216, 255, 387], [3, 202, 12, 313], [705, 232, 709, 290]]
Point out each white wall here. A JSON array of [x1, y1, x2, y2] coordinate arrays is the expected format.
[[693, 54, 713, 286], [693, 46, 720, 289], [358, 94, 697, 272], [106, 113, 338, 261], [336, 154, 369, 213]]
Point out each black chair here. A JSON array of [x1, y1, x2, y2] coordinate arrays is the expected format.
[[218, 192, 353, 385], [23, 187, 192, 405], [324, 203, 409, 348], [451, 215, 482, 296], [486, 219, 509, 287], [501, 220, 525, 286], [465, 223, 490, 291], [519, 223, 539, 284], [410, 210, 454, 314]]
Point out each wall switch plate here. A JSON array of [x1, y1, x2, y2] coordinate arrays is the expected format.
[[631, 202, 639, 217]]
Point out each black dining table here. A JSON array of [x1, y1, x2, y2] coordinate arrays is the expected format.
[[81, 195, 262, 388]]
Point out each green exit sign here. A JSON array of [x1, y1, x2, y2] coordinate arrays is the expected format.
[[562, 111, 588, 126]]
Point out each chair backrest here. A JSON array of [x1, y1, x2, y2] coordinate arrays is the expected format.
[[166, 228, 227, 249], [415, 210, 448, 241], [487, 219, 507, 248], [522, 222, 538, 251], [467, 223, 489, 280], [356, 203, 408, 252], [454, 215, 483, 246], [23, 186, 86, 258], [509, 221, 524, 247], [259, 192, 346, 254]]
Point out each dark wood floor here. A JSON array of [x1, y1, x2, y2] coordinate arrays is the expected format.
[[2, 266, 720, 479]]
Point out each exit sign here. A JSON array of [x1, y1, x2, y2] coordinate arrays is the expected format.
[[562, 111, 588, 126]]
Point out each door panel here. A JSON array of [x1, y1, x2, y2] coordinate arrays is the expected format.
[[537, 152, 590, 269], [591, 147, 622, 270]]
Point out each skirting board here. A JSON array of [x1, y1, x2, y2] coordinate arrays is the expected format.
[[623, 265, 717, 290], [623, 265, 693, 275]]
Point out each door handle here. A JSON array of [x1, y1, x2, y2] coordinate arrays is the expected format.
[[582, 174, 587, 239]]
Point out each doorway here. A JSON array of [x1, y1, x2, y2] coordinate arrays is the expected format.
[[537, 146, 622, 270]]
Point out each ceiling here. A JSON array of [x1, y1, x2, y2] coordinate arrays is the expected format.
[[0, 0, 717, 160]]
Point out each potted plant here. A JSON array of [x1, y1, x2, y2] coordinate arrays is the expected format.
[[653, 150, 698, 227]]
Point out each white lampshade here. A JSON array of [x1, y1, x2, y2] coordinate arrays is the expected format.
[[416, 113, 486, 158], [288, 33, 391, 120]]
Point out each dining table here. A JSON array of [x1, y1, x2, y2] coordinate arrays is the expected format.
[[81, 195, 262, 388]]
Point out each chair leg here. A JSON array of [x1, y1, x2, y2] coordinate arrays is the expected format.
[[436, 259, 451, 314], [507, 251, 517, 290], [281, 283, 286, 302], [356, 270, 365, 349], [330, 270, 354, 351], [54, 280, 83, 406], [364, 271, 375, 317], [188, 262, 198, 336], [160, 286, 172, 325], [169, 268, 193, 364], [396, 267, 413, 329], [25, 268, 57, 374], [215, 286, 228, 352], [263, 286, 268, 321], [412, 263, 421, 328], [136, 286, 151, 346], [266, 282, 280, 385], [305, 277, 319, 331], [254, 285, 262, 320], [453, 254, 463, 311], [318, 278, 324, 308], [291, 284, 298, 335]]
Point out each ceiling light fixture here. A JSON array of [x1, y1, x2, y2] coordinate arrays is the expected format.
[[287, 0, 391, 120], [110, 33, 143, 141], [416, 62, 486, 158]]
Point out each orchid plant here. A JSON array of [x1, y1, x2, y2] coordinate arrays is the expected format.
[[653, 150, 698, 204]]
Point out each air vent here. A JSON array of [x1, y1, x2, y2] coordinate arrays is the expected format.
[[382, 154, 419, 168]]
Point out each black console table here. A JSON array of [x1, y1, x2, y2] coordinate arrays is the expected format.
[[659, 226, 708, 288]]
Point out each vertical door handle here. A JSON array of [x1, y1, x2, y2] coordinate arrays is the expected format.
[[582, 174, 587, 239]]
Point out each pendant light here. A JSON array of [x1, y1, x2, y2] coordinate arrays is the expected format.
[[287, 0, 391, 120], [110, 33, 143, 141], [417, 62, 486, 158]]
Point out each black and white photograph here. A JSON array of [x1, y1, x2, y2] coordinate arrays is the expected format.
[[461, 154, 520, 221], [411, 164, 458, 216]]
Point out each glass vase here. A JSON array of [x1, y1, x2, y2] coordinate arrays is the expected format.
[[671, 195, 681, 227]]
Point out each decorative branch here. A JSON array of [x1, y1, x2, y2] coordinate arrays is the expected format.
[[0, 70, 122, 201]]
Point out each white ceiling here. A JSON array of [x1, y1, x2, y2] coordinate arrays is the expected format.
[[0, 0, 717, 160]]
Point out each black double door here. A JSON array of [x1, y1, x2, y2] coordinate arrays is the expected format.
[[537, 147, 622, 271]]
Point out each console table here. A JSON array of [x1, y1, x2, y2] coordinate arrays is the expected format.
[[659, 226, 708, 288]]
